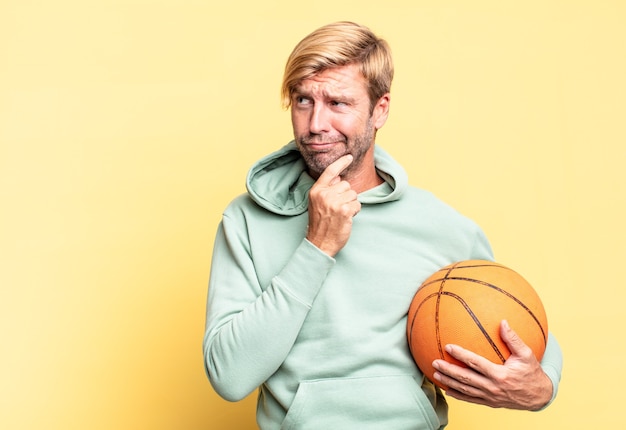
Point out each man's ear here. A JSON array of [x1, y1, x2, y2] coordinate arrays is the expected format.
[[373, 93, 391, 130]]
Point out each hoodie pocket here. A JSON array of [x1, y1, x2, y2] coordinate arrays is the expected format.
[[280, 375, 442, 430]]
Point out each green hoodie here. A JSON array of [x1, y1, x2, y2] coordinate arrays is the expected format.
[[204, 142, 562, 429]]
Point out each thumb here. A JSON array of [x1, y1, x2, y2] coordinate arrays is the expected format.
[[500, 320, 527, 357]]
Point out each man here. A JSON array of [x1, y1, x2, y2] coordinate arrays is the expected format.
[[203, 21, 562, 429]]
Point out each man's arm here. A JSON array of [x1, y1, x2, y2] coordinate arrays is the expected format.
[[203, 222, 335, 401], [203, 155, 358, 401]]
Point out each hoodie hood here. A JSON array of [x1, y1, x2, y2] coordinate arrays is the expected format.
[[246, 141, 408, 216]]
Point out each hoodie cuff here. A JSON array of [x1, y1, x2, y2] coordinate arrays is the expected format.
[[535, 332, 563, 411], [274, 239, 335, 307]]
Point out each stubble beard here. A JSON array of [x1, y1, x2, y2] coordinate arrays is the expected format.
[[296, 120, 376, 180]]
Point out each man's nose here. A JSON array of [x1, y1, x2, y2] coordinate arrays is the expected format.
[[309, 104, 330, 134]]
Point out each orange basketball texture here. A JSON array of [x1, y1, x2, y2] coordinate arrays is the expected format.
[[406, 260, 548, 390]]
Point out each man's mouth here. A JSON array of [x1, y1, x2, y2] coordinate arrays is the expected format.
[[301, 138, 345, 151]]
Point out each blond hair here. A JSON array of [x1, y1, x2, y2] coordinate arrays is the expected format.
[[281, 21, 394, 111]]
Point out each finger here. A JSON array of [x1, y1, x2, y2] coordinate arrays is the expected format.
[[317, 154, 353, 186], [443, 344, 495, 375], [445, 385, 493, 407], [329, 176, 341, 186], [348, 199, 361, 217], [432, 361, 490, 394], [500, 320, 528, 356]]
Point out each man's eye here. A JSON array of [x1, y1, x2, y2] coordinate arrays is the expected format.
[[331, 100, 347, 107], [296, 96, 311, 105]]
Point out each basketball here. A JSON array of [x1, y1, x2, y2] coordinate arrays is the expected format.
[[406, 260, 548, 390]]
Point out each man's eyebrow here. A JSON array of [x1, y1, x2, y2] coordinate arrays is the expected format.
[[293, 88, 357, 103], [291, 88, 308, 97], [325, 89, 355, 99]]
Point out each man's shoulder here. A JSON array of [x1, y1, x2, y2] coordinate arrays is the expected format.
[[401, 185, 477, 224], [401, 185, 445, 206], [222, 193, 258, 217]]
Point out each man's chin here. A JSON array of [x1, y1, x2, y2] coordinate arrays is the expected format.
[[302, 151, 346, 176]]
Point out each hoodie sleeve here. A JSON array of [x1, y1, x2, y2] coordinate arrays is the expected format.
[[203, 213, 334, 402]]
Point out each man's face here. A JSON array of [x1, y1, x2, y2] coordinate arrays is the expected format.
[[290, 64, 389, 179]]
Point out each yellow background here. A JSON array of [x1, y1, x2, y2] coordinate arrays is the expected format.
[[1, 0, 624, 428]]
